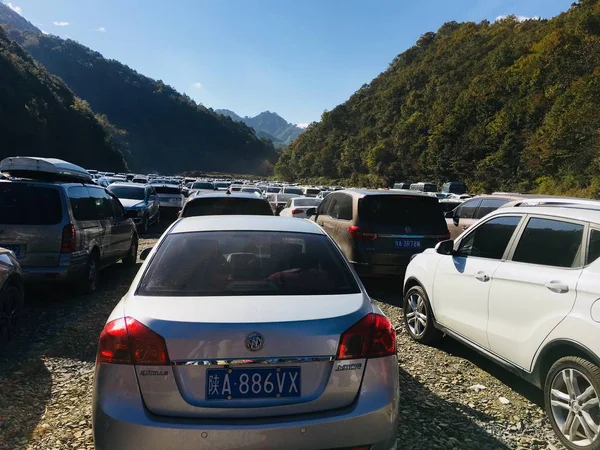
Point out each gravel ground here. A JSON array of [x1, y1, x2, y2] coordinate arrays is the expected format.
[[0, 227, 564, 450]]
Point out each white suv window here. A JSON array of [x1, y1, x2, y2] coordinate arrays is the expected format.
[[512, 218, 584, 268], [455, 216, 522, 259]]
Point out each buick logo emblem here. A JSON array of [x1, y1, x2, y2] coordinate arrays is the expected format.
[[245, 332, 264, 352]]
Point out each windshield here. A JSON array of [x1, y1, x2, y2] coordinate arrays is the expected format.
[[358, 195, 447, 233], [283, 187, 304, 195], [192, 182, 214, 190], [182, 197, 273, 217], [294, 198, 321, 207], [108, 186, 145, 200], [137, 231, 360, 296]]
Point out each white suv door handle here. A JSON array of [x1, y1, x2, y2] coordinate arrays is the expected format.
[[545, 281, 569, 294], [475, 271, 490, 282]]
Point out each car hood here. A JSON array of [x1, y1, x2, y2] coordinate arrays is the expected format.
[[119, 198, 146, 208]]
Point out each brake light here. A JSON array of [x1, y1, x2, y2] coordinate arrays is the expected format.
[[97, 317, 170, 365], [336, 313, 396, 360], [60, 224, 76, 253], [291, 208, 302, 215], [348, 225, 378, 241]]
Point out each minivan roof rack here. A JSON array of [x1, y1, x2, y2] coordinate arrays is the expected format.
[[0, 156, 93, 183], [503, 197, 600, 210]]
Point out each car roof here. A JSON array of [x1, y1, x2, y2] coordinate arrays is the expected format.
[[109, 182, 145, 188], [171, 215, 325, 234], [188, 192, 263, 200], [152, 184, 180, 188], [494, 206, 600, 224], [341, 188, 432, 198]]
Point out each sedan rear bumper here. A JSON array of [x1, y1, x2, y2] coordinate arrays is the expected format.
[[93, 357, 399, 450]]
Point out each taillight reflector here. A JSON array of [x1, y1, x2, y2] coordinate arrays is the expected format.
[[336, 313, 396, 360], [61, 224, 76, 253], [291, 208, 303, 215], [348, 226, 378, 241], [97, 317, 170, 365]]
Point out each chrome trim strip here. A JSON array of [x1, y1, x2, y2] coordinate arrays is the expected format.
[[171, 356, 335, 366]]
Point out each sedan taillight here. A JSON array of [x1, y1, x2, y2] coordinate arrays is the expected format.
[[97, 317, 170, 365], [336, 313, 396, 360], [291, 208, 303, 215]]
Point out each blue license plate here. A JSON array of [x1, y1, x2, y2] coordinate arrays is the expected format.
[[2, 245, 21, 257], [206, 367, 301, 400], [394, 239, 421, 249]]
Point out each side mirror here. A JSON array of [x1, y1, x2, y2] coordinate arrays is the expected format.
[[140, 247, 152, 261], [435, 240, 454, 255], [305, 207, 317, 217]]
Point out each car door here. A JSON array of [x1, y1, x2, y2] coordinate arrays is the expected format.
[[487, 216, 585, 370], [108, 192, 133, 257], [432, 215, 524, 349], [447, 198, 482, 239], [85, 186, 113, 263], [315, 194, 337, 237], [330, 193, 354, 257], [147, 187, 159, 221]]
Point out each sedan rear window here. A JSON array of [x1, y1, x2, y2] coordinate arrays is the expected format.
[[155, 186, 181, 195], [109, 186, 145, 200], [192, 182, 214, 190], [0, 183, 62, 225], [181, 197, 274, 217], [359, 195, 447, 233], [137, 231, 360, 296], [294, 198, 321, 207]]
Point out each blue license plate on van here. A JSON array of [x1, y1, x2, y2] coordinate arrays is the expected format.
[[395, 239, 421, 249], [206, 367, 301, 400], [2, 245, 22, 257]]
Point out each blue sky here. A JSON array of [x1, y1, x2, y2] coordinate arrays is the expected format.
[[5, 0, 574, 125]]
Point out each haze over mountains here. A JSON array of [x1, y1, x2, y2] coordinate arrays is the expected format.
[[0, 2, 278, 175], [276, 0, 600, 198], [215, 109, 305, 147]]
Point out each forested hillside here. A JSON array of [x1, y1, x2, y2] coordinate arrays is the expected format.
[[0, 27, 127, 171], [216, 109, 304, 146], [0, 3, 278, 175], [276, 0, 600, 197]]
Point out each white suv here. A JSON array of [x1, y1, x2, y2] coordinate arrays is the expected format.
[[403, 204, 600, 450]]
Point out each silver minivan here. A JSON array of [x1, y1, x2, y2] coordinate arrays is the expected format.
[[0, 175, 138, 294]]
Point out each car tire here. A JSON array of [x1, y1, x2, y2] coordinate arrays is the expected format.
[[78, 253, 99, 295], [403, 285, 441, 345], [544, 356, 600, 450], [0, 280, 23, 347], [122, 238, 138, 268]]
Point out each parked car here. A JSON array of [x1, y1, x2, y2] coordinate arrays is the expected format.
[[131, 176, 148, 184], [214, 181, 230, 191], [186, 181, 215, 197], [96, 176, 126, 187], [280, 197, 322, 218], [0, 157, 138, 294], [239, 186, 263, 196], [446, 193, 528, 239], [303, 186, 321, 197], [281, 186, 304, 196], [153, 184, 184, 216], [180, 192, 274, 218], [267, 193, 302, 216], [0, 247, 24, 346], [438, 198, 464, 213], [392, 182, 411, 190], [93, 215, 399, 450], [404, 203, 600, 450], [317, 190, 332, 199], [441, 181, 467, 195], [409, 182, 437, 193], [108, 183, 160, 234], [309, 189, 449, 277]]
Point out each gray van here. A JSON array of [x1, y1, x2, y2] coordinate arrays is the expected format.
[[0, 160, 138, 294]]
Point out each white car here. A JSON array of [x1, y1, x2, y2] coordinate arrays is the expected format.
[[403, 204, 600, 450], [279, 197, 322, 218]]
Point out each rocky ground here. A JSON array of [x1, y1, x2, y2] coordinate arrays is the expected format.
[[0, 225, 564, 450]]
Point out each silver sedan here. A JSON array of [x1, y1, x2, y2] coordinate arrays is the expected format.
[[92, 216, 399, 450]]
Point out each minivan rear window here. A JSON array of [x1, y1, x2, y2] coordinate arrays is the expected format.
[[181, 197, 274, 217], [359, 195, 447, 233], [137, 231, 360, 296], [155, 186, 181, 195], [0, 183, 63, 225]]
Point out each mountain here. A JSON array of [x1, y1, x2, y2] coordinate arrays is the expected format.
[[0, 26, 126, 171], [276, 0, 600, 198], [0, 4, 277, 175], [0, 3, 37, 34], [215, 109, 304, 146]]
